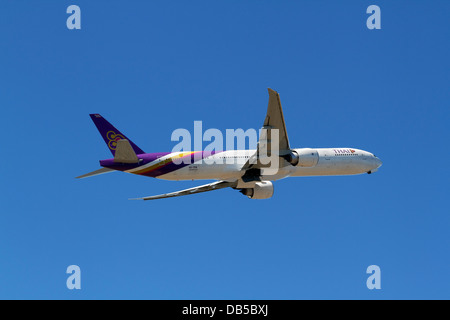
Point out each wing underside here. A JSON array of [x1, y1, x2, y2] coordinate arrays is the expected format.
[[264, 88, 291, 151], [242, 88, 292, 172], [130, 180, 237, 201]]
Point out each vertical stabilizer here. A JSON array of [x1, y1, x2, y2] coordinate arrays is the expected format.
[[89, 114, 145, 156]]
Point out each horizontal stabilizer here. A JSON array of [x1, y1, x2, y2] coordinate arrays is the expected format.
[[76, 167, 115, 179], [114, 139, 139, 163]]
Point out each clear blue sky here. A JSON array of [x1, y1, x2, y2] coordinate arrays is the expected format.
[[0, 1, 449, 299]]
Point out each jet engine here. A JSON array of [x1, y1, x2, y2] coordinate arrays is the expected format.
[[240, 181, 274, 199], [283, 150, 300, 166], [283, 148, 319, 167]]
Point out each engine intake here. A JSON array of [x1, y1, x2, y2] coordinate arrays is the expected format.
[[285, 148, 319, 167], [283, 150, 300, 166], [240, 181, 274, 199]]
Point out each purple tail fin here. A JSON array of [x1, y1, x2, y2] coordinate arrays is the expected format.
[[89, 114, 145, 156]]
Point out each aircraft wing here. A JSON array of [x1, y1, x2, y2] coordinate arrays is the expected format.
[[263, 88, 291, 151], [130, 180, 236, 201], [242, 88, 292, 172]]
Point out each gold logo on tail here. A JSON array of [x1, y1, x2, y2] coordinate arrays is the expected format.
[[106, 131, 125, 150]]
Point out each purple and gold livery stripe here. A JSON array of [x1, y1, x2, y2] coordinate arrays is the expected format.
[[130, 151, 206, 177], [101, 151, 223, 178]]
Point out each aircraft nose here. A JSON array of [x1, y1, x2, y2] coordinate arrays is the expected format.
[[367, 156, 382, 174], [374, 156, 382, 168]]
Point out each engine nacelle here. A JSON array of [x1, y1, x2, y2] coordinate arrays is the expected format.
[[283, 150, 300, 166], [291, 148, 319, 167], [240, 181, 274, 199]]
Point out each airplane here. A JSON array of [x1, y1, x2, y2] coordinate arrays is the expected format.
[[76, 88, 382, 200]]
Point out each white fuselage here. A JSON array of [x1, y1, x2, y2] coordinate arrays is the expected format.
[[151, 148, 382, 182]]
